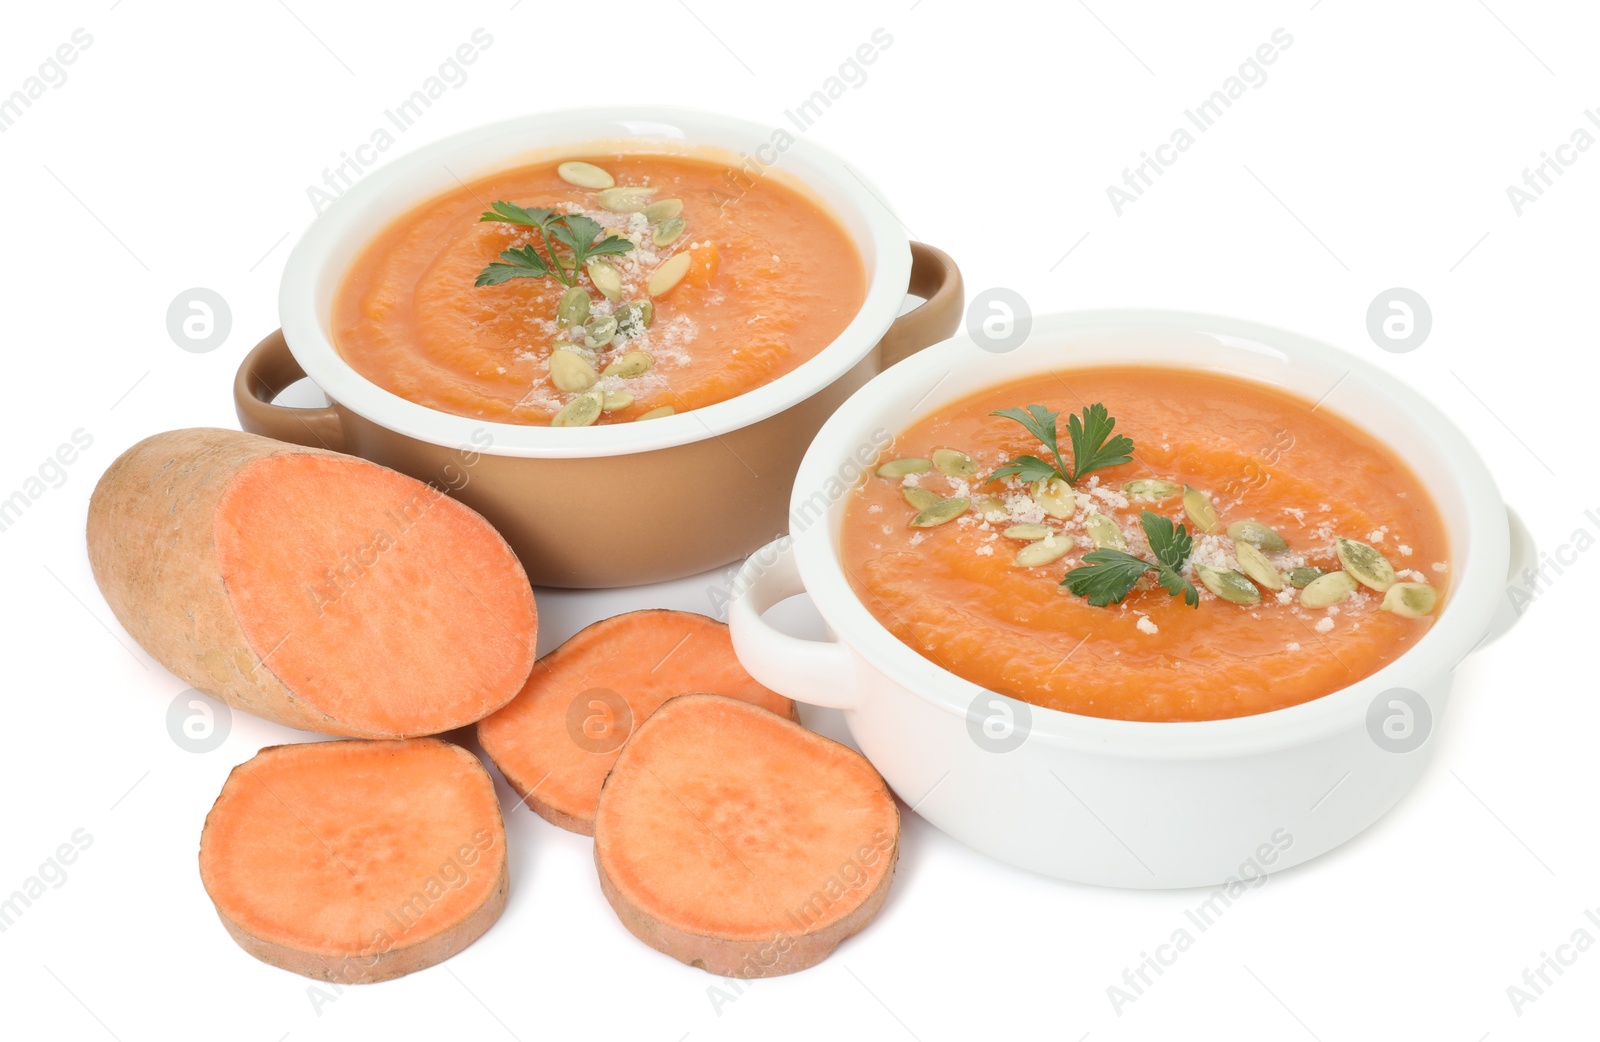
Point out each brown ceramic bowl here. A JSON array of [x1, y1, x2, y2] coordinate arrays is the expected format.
[[235, 108, 962, 588]]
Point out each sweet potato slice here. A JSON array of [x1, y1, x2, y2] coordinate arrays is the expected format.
[[594, 694, 899, 977], [477, 609, 795, 835], [198, 738, 508, 983], [87, 428, 537, 737]]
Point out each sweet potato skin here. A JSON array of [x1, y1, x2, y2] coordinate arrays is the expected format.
[[86, 428, 536, 737], [593, 694, 900, 978], [88, 428, 339, 732], [199, 738, 509, 983]]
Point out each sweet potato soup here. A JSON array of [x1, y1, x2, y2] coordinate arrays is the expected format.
[[333, 153, 867, 426], [839, 367, 1451, 722]]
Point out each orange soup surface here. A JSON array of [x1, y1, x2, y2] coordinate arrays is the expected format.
[[840, 367, 1451, 722], [333, 153, 867, 425]]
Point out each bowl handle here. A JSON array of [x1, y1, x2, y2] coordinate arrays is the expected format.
[[233, 330, 348, 453], [728, 537, 861, 711], [1480, 505, 1538, 649], [878, 242, 964, 369]]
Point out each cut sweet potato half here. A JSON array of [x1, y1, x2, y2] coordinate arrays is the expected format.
[[594, 694, 899, 977], [198, 738, 508, 983], [87, 428, 537, 737], [477, 609, 795, 836]]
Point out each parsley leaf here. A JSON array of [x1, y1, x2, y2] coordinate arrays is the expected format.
[[478, 201, 558, 229], [1140, 511, 1192, 572], [988, 454, 1062, 485], [989, 405, 1070, 484], [1060, 510, 1201, 608], [1151, 563, 1200, 606], [474, 201, 634, 289], [1062, 548, 1157, 607], [989, 401, 1135, 487], [547, 214, 634, 271], [1140, 511, 1201, 606], [1065, 403, 1135, 484], [475, 244, 553, 286]]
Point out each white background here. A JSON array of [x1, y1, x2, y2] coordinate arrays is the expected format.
[[0, 1, 1593, 1039]]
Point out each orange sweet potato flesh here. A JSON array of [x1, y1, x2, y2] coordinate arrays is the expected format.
[[198, 738, 508, 983], [594, 694, 900, 977], [477, 610, 795, 836], [87, 428, 537, 737]]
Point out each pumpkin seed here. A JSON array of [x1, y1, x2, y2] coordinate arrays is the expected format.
[[1183, 485, 1221, 533], [1233, 540, 1282, 591], [601, 390, 633, 413], [1380, 582, 1438, 618], [1300, 570, 1358, 609], [1123, 478, 1182, 501], [908, 496, 970, 528], [557, 161, 615, 189], [549, 349, 599, 393], [652, 216, 686, 248], [876, 457, 931, 479], [1003, 523, 1052, 541], [637, 406, 675, 420], [587, 259, 623, 301], [602, 350, 654, 379], [903, 487, 942, 510], [1227, 520, 1288, 553], [615, 299, 653, 335], [1286, 566, 1325, 589], [647, 252, 692, 296], [556, 286, 591, 328], [1014, 535, 1072, 568], [1032, 476, 1076, 520], [597, 185, 658, 212], [973, 495, 1008, 521], [932, 448, 978, 479], [1336, 537, 1397, 592], [583, 315, 619, 349], [551, 391, 602, 427], [1084, 512, 1127, 551], [1196, 565, 1262, 606], [641, 198, 683, 223]]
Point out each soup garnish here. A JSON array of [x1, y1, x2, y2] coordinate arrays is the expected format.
[[908, 397, 1443, 616], [842, 368, 1451, 721], [333, 153, 866, 426]]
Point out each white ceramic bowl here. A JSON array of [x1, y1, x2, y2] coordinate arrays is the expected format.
[[729, 310, 1533, 888], [276, 105, 918, 457]]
